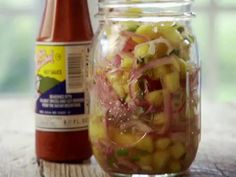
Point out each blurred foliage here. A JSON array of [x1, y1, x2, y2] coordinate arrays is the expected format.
[[0, 0, 236, 102], [0, 16, 36, 93], [216, 13, 236, 101], [0, 0, 33, 8], [218, 0, 236, 6], [195, 0, 208, 6]]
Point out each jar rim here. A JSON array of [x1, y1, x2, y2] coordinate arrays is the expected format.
[[97, 0, 194, 21], [99, 0, 193, 7]]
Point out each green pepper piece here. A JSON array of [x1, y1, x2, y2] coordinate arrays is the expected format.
[[131, 155, 140, 162], [177, 26, 185, 33], [108, 156, 116, 167], [116, 148, 129, 157], [170, 49, 180, 56]]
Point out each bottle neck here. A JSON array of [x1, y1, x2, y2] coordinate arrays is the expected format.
[[38, 0, 93, 42]]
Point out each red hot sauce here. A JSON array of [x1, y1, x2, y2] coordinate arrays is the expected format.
[[35, 0, 93, 162]]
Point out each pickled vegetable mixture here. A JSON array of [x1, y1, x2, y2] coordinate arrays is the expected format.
[[90, 21, 200, 174]]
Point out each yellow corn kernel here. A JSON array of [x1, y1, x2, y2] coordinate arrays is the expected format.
[[138, 154, 152, 167], [153, 65, 170, 79], [163, 72, 180, 93], [96, 69, 103, 75], [153, 150, 170, 171], [153, 112, 167, 126], [123, 83, 129, 94], [170, 142, 186, 159], [134, 44, 149, 59], [106, 72, 121, 83], [169, 160, 181, 172], [121, 56, 134, 70], [111, 129, 137, 146], [136, 135, 154, 153], [112, 82, 126, 98], [89, 118, 106, 141], [158, 25, 184, 47], [133, 24, 160, 43], [145, 90, 163, 107], [137, 154, 153, 171], [155, 137, 171, 150], [122, 71, 129, 82]]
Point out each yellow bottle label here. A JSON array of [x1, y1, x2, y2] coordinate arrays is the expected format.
[[35, 42, 91, 132], [36, 45, 66, 82]]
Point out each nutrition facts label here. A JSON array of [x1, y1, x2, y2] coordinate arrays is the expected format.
[[38, 94, 85, 115]]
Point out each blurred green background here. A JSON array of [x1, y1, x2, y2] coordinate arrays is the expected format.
[[0, 0, 235, 102]]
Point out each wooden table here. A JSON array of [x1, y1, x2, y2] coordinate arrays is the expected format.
[[0, 97, 236, 177]]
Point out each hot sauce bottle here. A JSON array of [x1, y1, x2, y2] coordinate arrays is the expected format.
[[35, 0, 93, 162]]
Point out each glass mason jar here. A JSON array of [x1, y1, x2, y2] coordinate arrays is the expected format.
[[89, 0, 200, 176]]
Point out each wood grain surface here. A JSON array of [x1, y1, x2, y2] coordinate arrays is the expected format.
[[0, 98, 236, 177]]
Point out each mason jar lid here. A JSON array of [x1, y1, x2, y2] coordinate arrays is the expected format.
[[97, 0, 194, 22]]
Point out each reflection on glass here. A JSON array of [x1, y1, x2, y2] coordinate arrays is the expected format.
[[192, 13, 208, 91]]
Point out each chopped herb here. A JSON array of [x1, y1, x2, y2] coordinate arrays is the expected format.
[[137, 58, 145, 65], [188, 34, 195, 43], [108, 156, 116, 167], [138, 79, 146, 98], [116, 148, 129, 157], [131, 155, 140, 162], [138, 150, 150, 156], [177, 26, 185, 33], [170, 49, 180, 56]]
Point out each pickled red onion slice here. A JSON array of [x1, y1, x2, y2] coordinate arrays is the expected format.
[[131, 56, 175, 81]]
